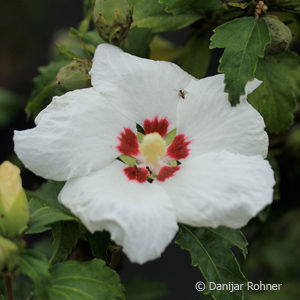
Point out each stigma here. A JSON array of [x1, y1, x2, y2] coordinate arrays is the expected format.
[[139, 133, 166, 164]]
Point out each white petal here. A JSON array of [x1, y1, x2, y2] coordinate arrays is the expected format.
[[90, 43, 193, 129], [244, 78, 262, 97], [176, 75, 268, 159], [14, 88, 136, 181], [159, 151, 274, 228], [59, 160, 178, 264]]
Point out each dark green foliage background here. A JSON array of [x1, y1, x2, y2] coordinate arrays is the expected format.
[[0, 0, 300, 299]]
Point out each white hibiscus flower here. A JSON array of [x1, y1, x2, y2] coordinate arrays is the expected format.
[[14, 44, 275, 264]]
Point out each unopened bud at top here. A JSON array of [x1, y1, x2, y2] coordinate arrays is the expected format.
[[93, 0, 132, 45], [264, 15, 292, 55], [0, 161, 29, 239]]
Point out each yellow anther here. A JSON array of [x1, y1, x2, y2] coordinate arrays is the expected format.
[[139, 133, 166, 164]]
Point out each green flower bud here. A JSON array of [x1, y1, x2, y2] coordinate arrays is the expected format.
[[93, 0, 132, 45], [56, 59, 92, 92], [0, 161, 29, 239], [286, 124, 300, 158], [264, 15, 292, 55], [0, 236, 18, 271]]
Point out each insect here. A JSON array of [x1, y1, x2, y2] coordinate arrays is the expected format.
[[178, 89, 186, 99]]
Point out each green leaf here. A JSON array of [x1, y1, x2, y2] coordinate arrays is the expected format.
[[176, 225, 247, 300], [70, 28, 104, 47], [13, 276, 34, 300], [121, 27, 152, 58], [124, 278, 170, 300], [178, 34, 210, 78], [248, 51, 300, 134], [129, 0, 203, 33], [87, 230, 114, 260], [56, 44, 81, 59], [28, 180, 69, 213], [210, 16, 270, 105], [159, 0, 223, 15], [26, 182, 75, 232], [33, 237, 53, 260], [48, 259, 125, 300], [50, 221, 81, 264], [18, 249, 51, 300], [149, 35, 179, 61], [27, 196, 76, 234], [25, 59, 70, 119], [83, 0, 96, 17], [0, 89, 23, 128]]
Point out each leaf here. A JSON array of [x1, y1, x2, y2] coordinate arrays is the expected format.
[[50, 221, 81, 264], [178, 34, 210, 78], [28, 180, 70, 213], [124, 278, 170, 300], [0, 89, 23, 128], [26, 83, 58, 119], [18, 249, 51, 300], [176, 225, 247, 300], [27, 196, 76, 234], [27, 180, 77, 233], [83, 0, 96, 17], [158, 0, 223, 15], [248, 51, 300, 134], [87, 230, 114, 261], [25, 59, 70, 119], [121, 27, 153, 58], [69, 28, 104, 47], [48, 259, 125, 300], [56, 44, 81, 59], [280, 12, 300, 43], [13, 276, 34, 300], [149, 35, 179, 61], [210, 16, 270, 105], [129, 0, 203, 33], [33, 237, 53, 260]]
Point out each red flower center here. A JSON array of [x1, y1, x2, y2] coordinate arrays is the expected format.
[[117, 116, 190, 183]]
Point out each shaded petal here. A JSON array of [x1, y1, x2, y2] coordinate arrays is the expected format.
[[176, 75, 268, 159], [59, 160, 178, 264], [14, 88, 135, 181], [90, 43, 193, 129], [159, 151, 274, 228]]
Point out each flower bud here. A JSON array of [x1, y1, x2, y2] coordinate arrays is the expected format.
[[56, 59, 92, 92], [0, 161, 29, 239], [93, 0, 132, 45], [264, 15, 292, 55], [0, 236, 18, 271]]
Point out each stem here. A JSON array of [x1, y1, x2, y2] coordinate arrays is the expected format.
[[108, 246, 123, 269], [4, 273, 14, 300]]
